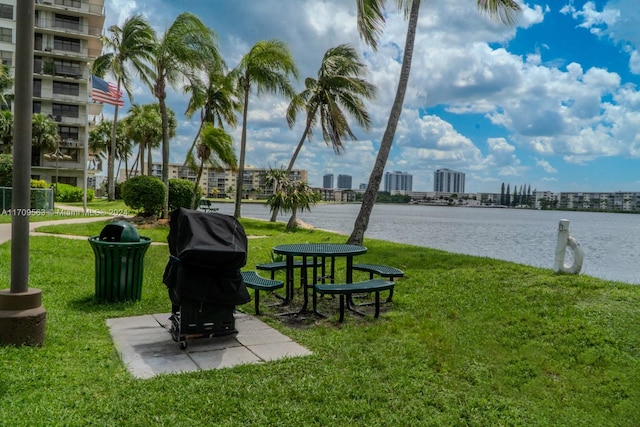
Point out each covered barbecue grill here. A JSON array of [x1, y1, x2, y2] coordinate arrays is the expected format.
[[163, 208, 250, 349]]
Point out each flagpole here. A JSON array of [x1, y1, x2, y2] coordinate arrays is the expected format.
[[83, 67, 90, 214]]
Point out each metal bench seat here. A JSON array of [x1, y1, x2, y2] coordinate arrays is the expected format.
[[352, 263, 403, 302], [313, 279, 395, 322], [241, 271, 284, 315]]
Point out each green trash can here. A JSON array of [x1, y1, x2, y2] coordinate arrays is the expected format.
[[88, 221, 152, 303]]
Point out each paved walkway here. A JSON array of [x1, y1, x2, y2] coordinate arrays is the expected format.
[[1, 208, 312, 379], [0, 215, 114, 244]]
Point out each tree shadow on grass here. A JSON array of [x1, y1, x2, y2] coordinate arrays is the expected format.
[[67, 295, 135, 314]]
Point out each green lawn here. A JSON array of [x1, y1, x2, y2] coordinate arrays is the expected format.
[[1, 218, 639, 426]]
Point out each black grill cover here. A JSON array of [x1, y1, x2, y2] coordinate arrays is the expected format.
[[167, 207, 247, 268], [163, 208, 250, 305]]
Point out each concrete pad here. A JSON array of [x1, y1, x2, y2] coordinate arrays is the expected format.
[[236, 326, 294, 346], [107, 312, 312, 379], [124, 353, 200, 380], [190, 346, 263, 370]]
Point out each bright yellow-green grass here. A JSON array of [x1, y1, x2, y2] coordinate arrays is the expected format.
[[0, 217, 639, 426]]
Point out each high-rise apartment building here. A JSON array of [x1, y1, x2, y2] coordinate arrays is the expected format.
[[384, 170, 412, 194], [2, 0, 105, 186], [337, 174, 352, 190], [433, 168, 465, 193], [323, 173, 333, 189]]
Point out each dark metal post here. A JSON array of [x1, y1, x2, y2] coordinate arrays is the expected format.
[[11, 0, 34, 291], [11, 0, 34, 292], [0, 0, 45, 347]]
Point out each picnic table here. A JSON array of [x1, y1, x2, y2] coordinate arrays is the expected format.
[[272, 243, 367, 314], [198, 199, 218, 213]]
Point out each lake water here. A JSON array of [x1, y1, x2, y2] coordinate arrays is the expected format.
[[211, 202, 640, 285]]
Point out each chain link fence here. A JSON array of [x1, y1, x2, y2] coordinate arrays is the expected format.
[[0, 187, 55, 212]]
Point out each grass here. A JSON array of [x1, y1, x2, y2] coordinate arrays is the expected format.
[[61, 198, 131, 212], [1, 218, 639, 426], [0, 199, 125, 224]]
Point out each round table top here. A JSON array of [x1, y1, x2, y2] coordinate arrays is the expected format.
[[272, 243, 367, 257]]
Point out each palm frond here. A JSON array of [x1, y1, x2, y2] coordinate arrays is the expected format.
[[477, 0, 521, 25]]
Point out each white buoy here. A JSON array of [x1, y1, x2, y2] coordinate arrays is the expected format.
[[553, 219, 584, 274]]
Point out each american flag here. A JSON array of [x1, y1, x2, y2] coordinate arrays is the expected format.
[[91, 75, 124, 107]]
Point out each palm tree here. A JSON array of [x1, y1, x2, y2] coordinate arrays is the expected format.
[[264, 167, 288, 221], [184, 65, 239, 162], [92, 15, 155, 201], [88, 120, 110, 165], [268, 44, 376, 221], [31, 113, 59, 154], [186, 124, 237, 209], [88, 119, 129, 180], [124, 104, 176, 176], [32, 113, 63, 187], [150, 12, 221, 218], [233, 39, 298, 218], [265, 169, 320, 230], [0, 110, 12, 152], [0, 63, 13, 107], [284, 181, 321, 230], [115, 126, 134, 179], [347, 0, 521, 245]]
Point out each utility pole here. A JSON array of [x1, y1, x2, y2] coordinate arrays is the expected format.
[[0, 0, 47, 346]]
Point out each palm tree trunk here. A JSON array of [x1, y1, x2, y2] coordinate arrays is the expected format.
[[269, 115, 314, 222], [130, 155, 139, 177], [156, 79, 169, 219], [286, 114, 314, 173], [116, 157, 122, 179], [146, 141, 153, 176], [347, 0, 420, 245], [286, 206, 298, 230], [191, 161, 205, 209], [107, 81, 122, 201], [234, 77, 250, 219], [183, 121, 204, 167], [138, 142, 145, 176]]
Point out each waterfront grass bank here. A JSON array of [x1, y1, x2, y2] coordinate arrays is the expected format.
[[1, 218, 638, 426]]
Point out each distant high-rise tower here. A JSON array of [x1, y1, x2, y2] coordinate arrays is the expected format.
[[384, 171, 412, 193], [337, 174, 352, 189], [433, 169, 465, 193], [323, 174, 334, 188]]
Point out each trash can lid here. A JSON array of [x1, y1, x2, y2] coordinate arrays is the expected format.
[[99, 221, 140, 242]]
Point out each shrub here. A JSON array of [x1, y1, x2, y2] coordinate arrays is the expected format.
[[114, 181, 123, 199], [100, 181, 124, 199], [0, 154, 11, 187], [121, 175, 165, 216], [30, 180, 52, 210], [54, 183, 94, 203], [30, 179, 48, 189], [169, 178, 201, 211]]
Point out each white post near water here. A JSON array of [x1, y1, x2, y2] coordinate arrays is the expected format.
[[554, 219, 584, 274]]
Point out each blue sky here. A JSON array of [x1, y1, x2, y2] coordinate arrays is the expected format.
[[103, 1, 640, 193]]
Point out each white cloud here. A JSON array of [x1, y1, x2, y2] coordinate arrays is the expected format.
[[536, 158, 557, 173], [561, 1, 620, 35]]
